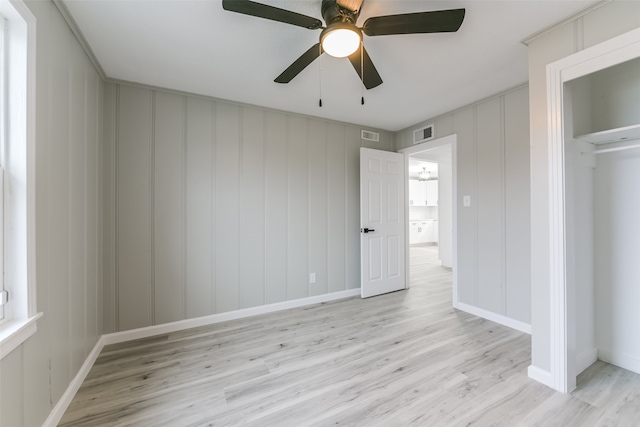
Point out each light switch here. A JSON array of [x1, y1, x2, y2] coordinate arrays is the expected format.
[[310, 273, 316, 283], [463, 196, 471, 207]]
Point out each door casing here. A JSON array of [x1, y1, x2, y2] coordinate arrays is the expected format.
[[398, 134, 458, 302]]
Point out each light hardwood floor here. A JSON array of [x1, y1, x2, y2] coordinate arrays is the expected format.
[[59, 246, 640, 426]]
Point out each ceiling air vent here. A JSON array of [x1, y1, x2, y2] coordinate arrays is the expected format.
[[413, 124, 434, 144], [361, 129, 380, 142]]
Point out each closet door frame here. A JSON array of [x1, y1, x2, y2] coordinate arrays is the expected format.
[[545, 27, 640, 394]]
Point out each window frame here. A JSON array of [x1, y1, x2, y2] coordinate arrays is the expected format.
[[0, 0, 41, 360], [1, 13, 5, 322]]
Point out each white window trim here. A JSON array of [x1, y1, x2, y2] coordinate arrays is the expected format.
[[0, 0, 40, 360], [1, 168, 4, 321]]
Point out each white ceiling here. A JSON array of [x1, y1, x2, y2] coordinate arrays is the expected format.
[[61, 0, 599, 131]]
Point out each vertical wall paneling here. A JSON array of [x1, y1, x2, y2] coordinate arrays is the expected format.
[[214, 103, 241, 313], [0, 1, 105, 424], [504, 88, 531, 322], [211, 101, 217, 314], [327, 123, 346, 293], [107, 85, 394, 330], [69, 46, 87, 375], [240, 107, 266, 308], [98, 79, 105, 337], [21, 329, 51, 425], [84, 66, 98, 356], [582, 1, 640, 50], [154, 92, 185, 324], [47, 13, 71, 401], [26, 1, 54, 424], [103, 83, 116, 333], [185, 97, 214, 317], [0, 348, 23, 426], [528, 23, 576, 373], [287, 116, 308, 301], [476, 98, 505, 314], [395, 86, 530, 325], [117, 86, 153, 330], [452, 107, 477, 305], [436, 115, 454, 139], [308, 120, 328, 297], [264, 111, 288, 304], [345, 126, 361, 289]]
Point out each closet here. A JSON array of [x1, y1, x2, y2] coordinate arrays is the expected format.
[[565, 57, 640, 376]]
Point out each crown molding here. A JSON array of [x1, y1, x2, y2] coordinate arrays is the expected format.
[[52, 0, 106, 80], [521, 0, 611, 46]]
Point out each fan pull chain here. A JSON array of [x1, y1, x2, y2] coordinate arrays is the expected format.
[[360, 41, 365, 105], [319, 44, 323, 108]]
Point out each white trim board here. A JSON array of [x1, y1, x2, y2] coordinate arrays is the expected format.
[[545, 26, 640, 393], [42, 336, 106, 427], [103, 288, 360, 345], [520, 0, 611, 46], [598, 349, 640, 376], [398, 134, 458, 305], [0, 313, 42, 360], [576, 348, 598, 376], [454, 301, 531, 335], [527, 365, 553, 388]]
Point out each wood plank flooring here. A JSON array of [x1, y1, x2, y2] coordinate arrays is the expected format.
[[59, 246, 640, 426]]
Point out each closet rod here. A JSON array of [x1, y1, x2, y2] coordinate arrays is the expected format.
[[594, 143, 640, 155]]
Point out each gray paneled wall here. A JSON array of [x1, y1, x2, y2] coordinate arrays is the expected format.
[[102, 84, 394, 333], [396, 86, 531, 325], [0, 1, 104, 426]]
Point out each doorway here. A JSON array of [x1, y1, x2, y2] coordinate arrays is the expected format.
[[545, 27, 640, 393], [399, 134, 457, 304]]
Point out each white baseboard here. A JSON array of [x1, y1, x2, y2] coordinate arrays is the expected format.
[[598, 348, 640, 375], [453, 301, 531, 334], [528, 365, 553, 387], [43, 289, 360, 425], [42, 336, 105, 427], [576, 347, 598, 375], [103, 288, 360, 345]]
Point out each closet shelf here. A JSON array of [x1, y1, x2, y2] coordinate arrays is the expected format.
[[575, 123, 640, 144]]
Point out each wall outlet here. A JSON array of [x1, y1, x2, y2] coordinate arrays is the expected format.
[[309, 273, 316, 283]]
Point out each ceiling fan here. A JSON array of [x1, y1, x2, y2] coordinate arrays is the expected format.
[[222, 0, 465, 90]]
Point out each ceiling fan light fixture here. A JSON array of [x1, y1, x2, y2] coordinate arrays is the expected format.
[[321, 25, 361, 58]]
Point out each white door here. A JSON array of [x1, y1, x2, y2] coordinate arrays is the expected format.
[[360, 147, 406, 298]]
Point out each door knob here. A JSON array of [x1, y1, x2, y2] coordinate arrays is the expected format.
[[361, 228, 376, 233]]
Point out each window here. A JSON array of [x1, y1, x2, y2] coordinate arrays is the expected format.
[[1, 12, 7, 322], [0, 0, 40, 360], [0, 167, 4, 322]]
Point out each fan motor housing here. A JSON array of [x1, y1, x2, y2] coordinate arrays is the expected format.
[[321, 0, 359, 25]]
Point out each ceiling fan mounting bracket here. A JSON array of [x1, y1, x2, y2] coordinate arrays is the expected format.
[[322, 0, 359, 26]]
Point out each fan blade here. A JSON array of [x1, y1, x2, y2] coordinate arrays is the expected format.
[[222, 0, 323, 30], [348, 46, 383, 90], [275, 44, 323, 84], [337, 0, 364, 14], [362, 8, 465, 36]]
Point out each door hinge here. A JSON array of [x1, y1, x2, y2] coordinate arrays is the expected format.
[[0, 290, 8, 306]]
